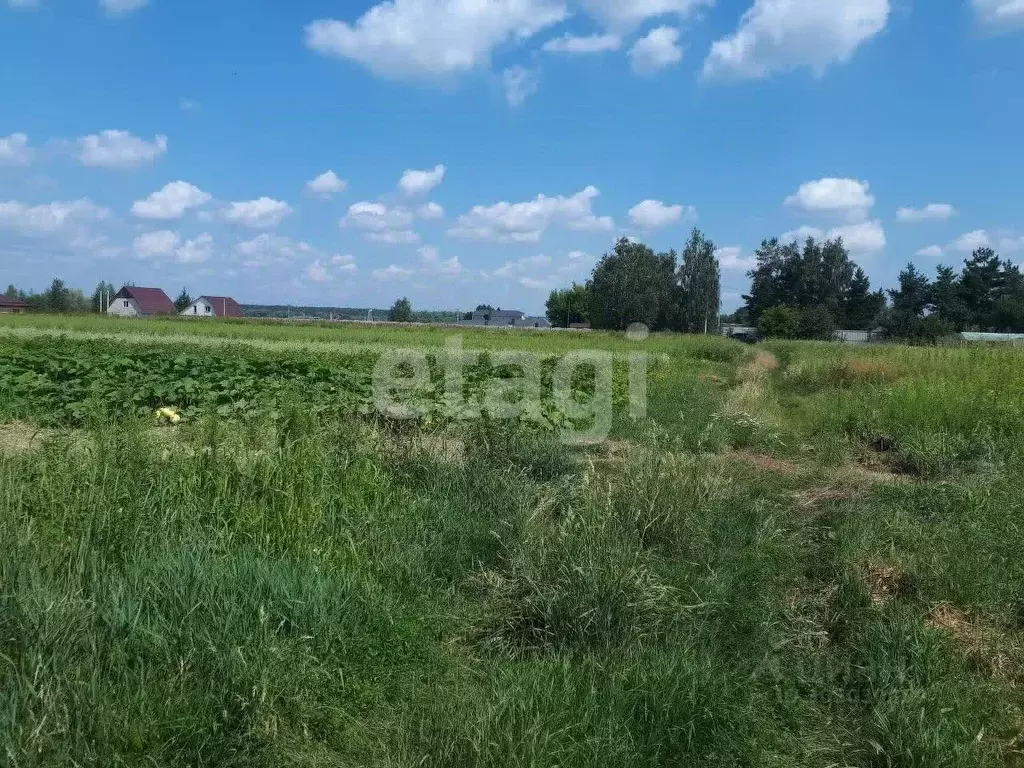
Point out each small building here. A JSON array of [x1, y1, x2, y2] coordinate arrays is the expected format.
[[461, 308, 527, 327], [523, 316, 551, 329], [181, 296, 245, 318], [959, 332, 1024, 344], [569, 322, 592, 331], [835, 329, 871, 344], [0, 295, 28, 314], [722, 324, 758, 341], [107, 286, 176, 318]]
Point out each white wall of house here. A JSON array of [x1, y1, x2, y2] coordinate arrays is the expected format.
[[107, 297, 142, 317], [181, 298, 216, 317]]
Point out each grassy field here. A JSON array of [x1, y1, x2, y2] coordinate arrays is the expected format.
[[2, 314, 1024, 767]]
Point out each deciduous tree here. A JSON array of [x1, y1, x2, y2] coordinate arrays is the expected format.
[[678, 228, 721, 334]]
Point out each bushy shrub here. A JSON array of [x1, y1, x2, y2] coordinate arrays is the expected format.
[[798, 305, 838, 341], [758, 307, 802, 339]]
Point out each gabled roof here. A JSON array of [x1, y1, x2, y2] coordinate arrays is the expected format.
[[0, 295, 27, 308], [199, 296, 245, 318], [490, 309, 525, 318], [114, 286, 176, 315]]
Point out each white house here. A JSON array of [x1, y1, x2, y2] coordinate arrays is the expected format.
[[180, 296, 245, 318], [107, 286, 176, 318]]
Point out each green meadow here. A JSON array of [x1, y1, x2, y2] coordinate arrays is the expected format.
[[2, 314, 1024, 767]]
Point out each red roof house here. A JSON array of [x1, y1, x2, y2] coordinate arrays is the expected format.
[[180, 296, 245, 318], [108, 286, 176, 317], [0, 295, 28, 314]]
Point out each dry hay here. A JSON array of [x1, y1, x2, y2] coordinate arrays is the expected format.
[[724, 351, 781, 421], [863, 563, 914, 605], [793, 463, 913, 511], [0, 421, 51, 456], [927, 603, 1024, 683], [783, 583, 839, 650], [834, 358, 905, 386], [414, 435, 466, 463], [698, 373, 728, 386], [752, 351, 780, 372], [726, 449, 799, 475]]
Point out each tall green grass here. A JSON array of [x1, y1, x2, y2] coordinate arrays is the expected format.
[[3, 321, 1024, 765]]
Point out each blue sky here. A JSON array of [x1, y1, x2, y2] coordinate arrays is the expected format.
[[2, 0, 1023, 313]]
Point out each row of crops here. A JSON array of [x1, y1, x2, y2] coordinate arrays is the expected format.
[[0, 334, 631, 432], [0, 335, 379, 426]]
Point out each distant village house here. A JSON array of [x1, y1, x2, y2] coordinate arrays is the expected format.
[[106, 286, 176, 317], [181, 296, 245, 318], [0, 296, 28, 314], [461, 308, 551, 329]]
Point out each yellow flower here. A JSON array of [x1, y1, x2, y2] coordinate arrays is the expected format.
[[155, 407, 182, 424]]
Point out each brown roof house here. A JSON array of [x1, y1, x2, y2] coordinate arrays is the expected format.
[[0, 295, 28, 314], [180, 296, 245, 318], [107, 286, 176, 318]]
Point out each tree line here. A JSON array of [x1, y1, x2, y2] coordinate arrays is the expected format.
[[4, 282, 218, 315], [4, 280, 118, 314], [882, 248, 1024, 340], [735, 237, 886, 339], [741, 239, 1024, 339], [546, 229, 722, 332], [547, 228, 1024, 341]]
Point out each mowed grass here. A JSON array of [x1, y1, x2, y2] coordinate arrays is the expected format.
[[2, 316, 1024, 766]]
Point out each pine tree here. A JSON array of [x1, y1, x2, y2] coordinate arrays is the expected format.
[[174, 288, 193, 313]]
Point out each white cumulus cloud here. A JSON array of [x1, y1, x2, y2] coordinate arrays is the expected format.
[[784, 177, 875, 219], [134, 230, 179, 259], [305, 259, 332, 283], [578, 0, 712, 30], [399, 164, 446, 195], [542, 33, 621, 53], [628, 199, 692, 229], [829, 219, 886, 254], [449, 185, 613, 243], [418, 245, 463, 275], [134, 230, 214, 264], [222, 197, 293, 229], [703, 0, 891, 80], [916, 245, 944, 258], [235, 234, 316, 268], [372, 264, 415, 281], [952, 229, 993, 253], [0, 199, 110, 235], [176, 234, 215, 264], [781, 219, 886, 255], [716, 246, 757, 271], [76, 130, 168, 169], [0, 133, 31, 165], [502, 65, 540, 106], [304, 0, 568, 78], [343, 201, 420, 244], [306, 170, 348, 197], [896, 203, 958, 223], [781, 224, 824, 242], [418, 201, 445, 219], [972, 0, 1024, 26], [132, 181, 212, 220], [629, 26, 683, 73], [332, 253, 359, 272]]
